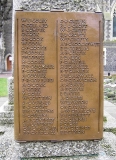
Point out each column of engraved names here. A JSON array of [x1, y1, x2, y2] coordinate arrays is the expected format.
[[21, 18, 56, 135], [59, 19, 97, 135]]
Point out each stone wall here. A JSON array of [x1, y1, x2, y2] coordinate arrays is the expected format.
[[4, 0, 12, 57], [0, 49, 4, 73], [0, 0, 12, 71], [104, 42, 116, 73], [19, 0, 97, 11]]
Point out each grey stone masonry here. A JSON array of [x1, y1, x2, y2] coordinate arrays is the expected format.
[[18, 141, 99, 158], [0, 117, 14, 124], [19, 0, 97, 12], [4, 20, 12, 57], [0, 103, 14, 124], [0, 0, 13, 71], [3, 0, 12, 57], [0, 48, 4, 73], [4, 104, 14, 111], [8, 76, 14, 104], [0, 111, 14, 118], [104, 42, 116, 72], [0, 77, 14, 125]]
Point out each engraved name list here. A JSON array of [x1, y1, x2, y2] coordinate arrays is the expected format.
[[14, 12, 103, 141]]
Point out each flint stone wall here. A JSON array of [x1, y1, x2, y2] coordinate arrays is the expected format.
[[0, 0, 12, 71], [3, 0, 12, 57], [0, 48, 4, 73], [104, 42, 116, 72]]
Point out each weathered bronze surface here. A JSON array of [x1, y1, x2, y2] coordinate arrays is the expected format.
[[14, 12, 103, 141]]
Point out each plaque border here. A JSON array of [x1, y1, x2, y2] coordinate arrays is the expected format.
[[14, 11, 103, 141]]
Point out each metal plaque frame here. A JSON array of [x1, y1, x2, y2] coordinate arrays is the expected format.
[[14, 11, 103, 141]]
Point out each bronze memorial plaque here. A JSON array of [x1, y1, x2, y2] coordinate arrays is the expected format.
[[14, 12, 103, 141]]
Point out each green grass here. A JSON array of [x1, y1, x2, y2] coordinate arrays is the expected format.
[[103, 116, 107, 122], [0, 78, 8, 97], [104, 128, 116, 135]]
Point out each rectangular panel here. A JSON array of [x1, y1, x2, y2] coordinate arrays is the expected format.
[[14, 12, 103, 141]]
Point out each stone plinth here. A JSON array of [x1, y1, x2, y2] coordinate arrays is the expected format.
[[16, 141, 99, 158]]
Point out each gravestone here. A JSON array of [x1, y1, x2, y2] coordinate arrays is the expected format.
[[14, 11, 103, 141]]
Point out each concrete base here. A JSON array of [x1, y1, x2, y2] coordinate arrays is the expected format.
[[17, 140, 99, 158]]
